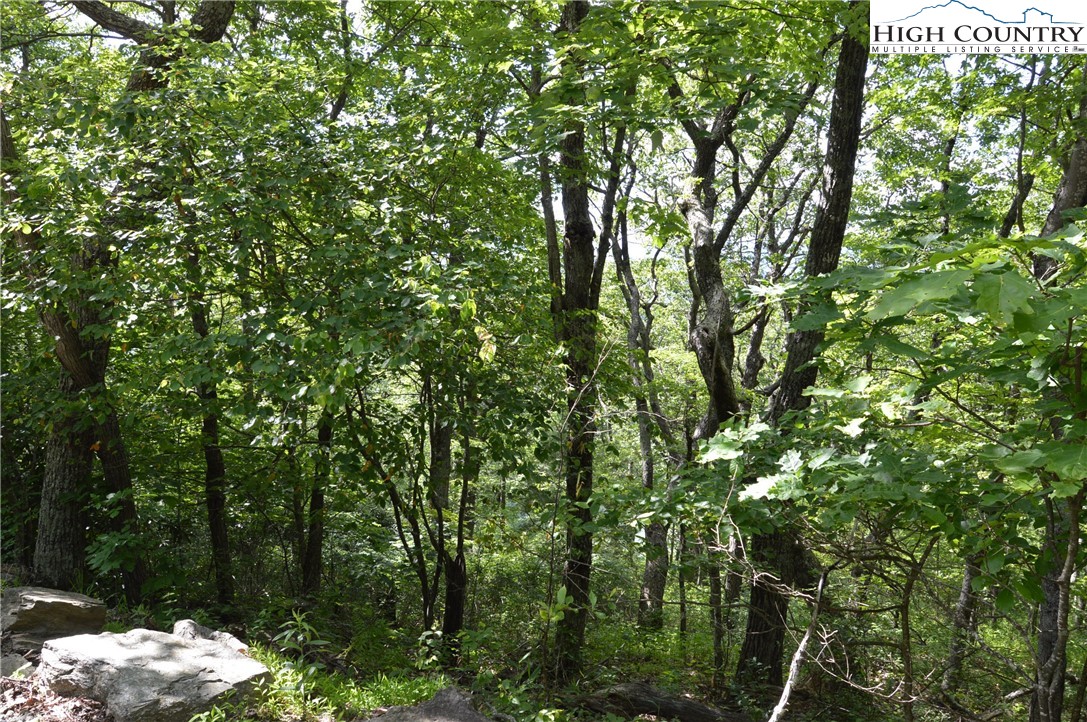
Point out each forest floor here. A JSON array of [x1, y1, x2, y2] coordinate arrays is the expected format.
[[1, 677, 113, 722]]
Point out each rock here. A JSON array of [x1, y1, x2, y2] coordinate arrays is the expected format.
[[172, 618, 249, 655], [1, 653, 32, 679], [366, 687, 494, 722], [0, 587, 106, 655], [580, 682, 751, 722], [37, 628, 270, 722]]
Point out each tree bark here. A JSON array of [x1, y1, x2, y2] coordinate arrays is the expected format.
[[763, 16, 868, 424], [200, 396, 233, 605], [736, 531, 814, 686], [33, 375, 93, 591], [709, 552, 725, 683]]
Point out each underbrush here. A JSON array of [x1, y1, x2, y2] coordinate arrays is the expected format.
[[188, 644, 447, 722], [245, 644, 448, 721]]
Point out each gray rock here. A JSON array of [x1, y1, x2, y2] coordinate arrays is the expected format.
[[0, 587, 106, 654], [1, 653, 32, 678], [37, 628, 270, 722], [172, 618, 249, 655], [368, 687, 494, 722]]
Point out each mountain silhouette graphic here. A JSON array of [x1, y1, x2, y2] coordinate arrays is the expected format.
[[891, 0, 1074, 25]]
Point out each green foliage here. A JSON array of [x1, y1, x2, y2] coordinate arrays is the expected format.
[[272, 611, 331, 698], [249, 641, 448, 721]]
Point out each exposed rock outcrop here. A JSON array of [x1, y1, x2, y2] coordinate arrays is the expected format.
[[366, 687, 495, 722], [37, 628, 270, 722], [0, 587, 106, 656], [580, 682, 751, 722]]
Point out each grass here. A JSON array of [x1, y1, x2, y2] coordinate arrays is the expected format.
[[187, 644, 448, 721]]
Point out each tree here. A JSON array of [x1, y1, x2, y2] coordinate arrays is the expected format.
[[532, 0, 629, 680], [737, 1, 869, 685]]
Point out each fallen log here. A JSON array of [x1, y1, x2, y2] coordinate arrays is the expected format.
[[579, 682, 750, 722]]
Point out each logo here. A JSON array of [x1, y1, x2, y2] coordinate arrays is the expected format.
[[870, 0, 1087, 54]]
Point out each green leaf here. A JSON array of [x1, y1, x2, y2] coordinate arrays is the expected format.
[[992, 448, 1046, 476], [702, 435, 743, 462], [973, 271, 1035, 325], [460, 298, 477, 321], [791, 302, 843, 331], [868, 269, 971, 320], [1043, 443, 1087, 481], [994, 588, 1016, 614], [866, 335, 928, 360], [807, 447, 836, 470], [982, 553, 1004, 574], [806, 387, 847, 399], [26, 180, 49, 200], [844, 375, 872, 394], [1015, 578, 1045, 604], [835, 418, 865, 438]]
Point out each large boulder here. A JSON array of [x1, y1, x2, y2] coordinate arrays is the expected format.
[[367, 687, 495, 722], [0, 587, 106, 655], [37, 628, 270, 722]]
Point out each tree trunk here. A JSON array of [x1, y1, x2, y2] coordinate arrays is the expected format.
[[199, 399, 233, 605], [612, 178, 682, 632], [33, 375, 92, 591], [740, 3, 868, 686], [186, 243, 234, 606], [301, 412, 332, 596], [740, 308, 769, 390], [34, 227, 148, 604], [640, 517, 669, 630], [709, 553, 725, 684], [678, 524, 689, 638], [440, 430, 476, 666], [546, 0, 615, 682], [1030, 68, 1087, 722], [736, 533, 795, 687], [683, 136, 741, 439], [899, 540, 937, 722], [942, 556, 981, 694]]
